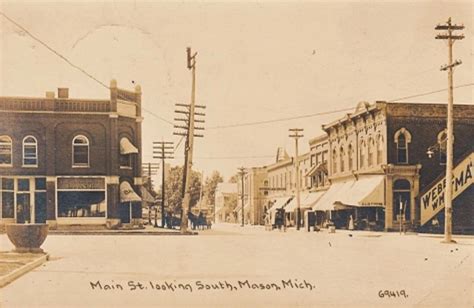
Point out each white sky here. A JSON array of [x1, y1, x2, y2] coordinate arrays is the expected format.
[[0, 1, 472, 182]]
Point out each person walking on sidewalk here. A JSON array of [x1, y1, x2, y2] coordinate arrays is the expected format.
[[348, 215, 354, 231]]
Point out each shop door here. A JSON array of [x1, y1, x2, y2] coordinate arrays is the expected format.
[[35, 192, 47, 223], [393, 179, 411, 222], [16, 193, 31, 223], [120, 202, 131, 224]]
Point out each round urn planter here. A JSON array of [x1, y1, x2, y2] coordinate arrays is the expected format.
[[5, 224, 49, 253]]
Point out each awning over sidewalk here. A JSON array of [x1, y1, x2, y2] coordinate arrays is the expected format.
[[120, 137, 139, 154], [141, 186, 156, 204], [335, 175, 385, 208], [267, 196, 292, 212], [284, 192, 311, 211], [313, 176, 385, 211], [120, 181, 141, 203]]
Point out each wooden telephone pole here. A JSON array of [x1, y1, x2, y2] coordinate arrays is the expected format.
[[238, 167, 247, 227], [289, 128, 304, 230], [174, 47, 205, 233], [153, 141, 174, 228], [435, 17, 464, 243]]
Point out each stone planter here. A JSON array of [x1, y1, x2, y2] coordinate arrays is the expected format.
[[5, 224, 49, 253]]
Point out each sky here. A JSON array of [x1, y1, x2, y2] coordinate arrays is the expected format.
[[0, 1, 472, 183]]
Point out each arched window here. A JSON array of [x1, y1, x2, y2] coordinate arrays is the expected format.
[[348, 143, 354, 171], [72, 135, 89, 166], [359, 140, 366, 169], [437, 130, 447, 165], [332, 149, 337, 174], [0, 136, 12, 165], [394, 128, 411, 164], [23, 136, 38, 166], [376, 134, 383, 165], [368, 137, 374, 167], [339, 146, 345, 173]]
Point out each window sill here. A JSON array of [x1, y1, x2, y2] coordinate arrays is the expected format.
[[72, 165, 90, 168], [22, 165, 38, 168], [0, 165, 13, 168], [120, 166, 133, 170]]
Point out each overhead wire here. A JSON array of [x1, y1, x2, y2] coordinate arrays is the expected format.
[[2, 10, 473, 133]]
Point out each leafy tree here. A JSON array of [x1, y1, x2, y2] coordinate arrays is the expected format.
[[204, 170, 224, 205], [162, 165, 202, 213], [228, 173, 239, 183]]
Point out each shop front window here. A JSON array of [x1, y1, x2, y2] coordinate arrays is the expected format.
[[58, 191, 106, 218], [1, 178, 14, 218]]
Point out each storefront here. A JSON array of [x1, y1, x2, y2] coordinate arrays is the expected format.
[[56, 177, 107, 223], [312, 175, 385, 230], [0, 176, 47, 224]]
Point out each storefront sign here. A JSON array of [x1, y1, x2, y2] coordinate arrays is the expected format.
[[58, 177, 105, 190], [420, 153, 473, 225]]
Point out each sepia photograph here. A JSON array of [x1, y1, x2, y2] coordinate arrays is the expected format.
[[0, 1, 472, 307]]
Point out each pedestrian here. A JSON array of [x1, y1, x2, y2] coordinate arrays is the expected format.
[[348, 215, 354, 231]]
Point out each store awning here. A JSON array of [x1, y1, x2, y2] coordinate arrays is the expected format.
[[267, 196, 292, 212], [313, 176, 385, 211], [302, 190, 326, 209], [313, 180, 352, 211], [120, 137, 139, 154], [335, 175, 385, 208], [141, 186, 156, 203], [120, 181, 141, 203], [284, 192, 311, 211]]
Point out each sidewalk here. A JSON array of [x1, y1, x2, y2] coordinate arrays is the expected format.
[[49, 225, 195, 236], [0, 251, 49, 288]]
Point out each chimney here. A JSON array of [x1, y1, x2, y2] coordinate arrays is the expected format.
[[45, 91, 55, 99], [58, 88, 69, 99]]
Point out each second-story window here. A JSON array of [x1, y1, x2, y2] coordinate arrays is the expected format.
[[348, 143, 353, 171], [438, 130, 447, 165], [377, 134, 383, 165], [360, 140, 366, 169], [339, 146, 345, 173], [23, 136, 38, 167], [72, 135, 89, 167], [0, 136, 12, 166], [332, 149, 337, 175], [120, 137, 138, 169], [368, 137, 374, 167], [395, 128, 411, 164]]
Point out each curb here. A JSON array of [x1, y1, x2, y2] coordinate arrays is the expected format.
[[0, 253, 49, 288], [48, 231, 198, 236]]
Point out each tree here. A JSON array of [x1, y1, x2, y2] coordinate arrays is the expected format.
[[228, 173, 239, 183], [162, 165, 202, 214], [203, 170, 224, 205]]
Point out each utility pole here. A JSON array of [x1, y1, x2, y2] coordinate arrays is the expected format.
[[238, 167, 247, 227], [142, 162, 160, 225], [153, 141, 174, 228], [289, 128, 304, 230], [174, 47, 206, 233], [435, 17, 464, 244]]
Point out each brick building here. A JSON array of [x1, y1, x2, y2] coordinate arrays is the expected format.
[[0, 80, 144, 229], [319, 101, 473, 232]]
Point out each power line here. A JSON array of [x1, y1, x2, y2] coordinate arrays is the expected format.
[[207, 107, 355, 129], [0, 11, 109, 90], [2, 10, 473, 132], [0, 11, 175, 127], [388, 82, 473, 102]]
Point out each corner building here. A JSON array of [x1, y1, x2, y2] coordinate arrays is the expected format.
[[0, 80, 143, 229]]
